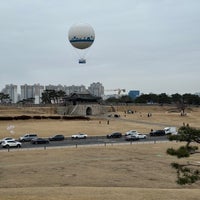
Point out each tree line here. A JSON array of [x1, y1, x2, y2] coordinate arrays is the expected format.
[[106, 93, 200, 105], [1, 90, 200, 106]]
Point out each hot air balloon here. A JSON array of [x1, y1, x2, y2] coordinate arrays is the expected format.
[[68, 23, 95, 64]]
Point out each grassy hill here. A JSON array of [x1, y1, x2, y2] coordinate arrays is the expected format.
[[0, 105, 200, 199]]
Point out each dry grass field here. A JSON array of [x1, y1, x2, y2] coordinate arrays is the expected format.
[[0, 105, 200, 200]]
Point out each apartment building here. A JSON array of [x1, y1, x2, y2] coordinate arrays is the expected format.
[[1, 84, 18, 103], [88, 82, 104, 97]]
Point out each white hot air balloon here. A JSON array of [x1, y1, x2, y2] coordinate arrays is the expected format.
[[68, 23, 95, 64]]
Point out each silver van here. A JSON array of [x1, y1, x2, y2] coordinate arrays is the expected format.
[[19, 134, 38, 142]]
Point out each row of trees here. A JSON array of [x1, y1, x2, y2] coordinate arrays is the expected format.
[[105, 93, 200, 105], [41, 91, 200, 106], [41, 89, 66, 104], [1, 91, 200, 106], [0, 90, 66, 105], [134, 93, 200, 105]]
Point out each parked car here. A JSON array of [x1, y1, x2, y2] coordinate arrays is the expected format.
[[164, 127, 177, 135], [31, 138, 49, 144], [71, 133, 88, 139], [137, 133, 147, 139], [49, 134, 65, 141], [125, 130, 138, 136], [107, 132, 122, 138], [125, 135, 139, 141], [1, 140, 22, 148], [125, 130, 146, 139], [150, 130, 165, 136], [19, 134, 38, 142], [0, 137, 16, 144]]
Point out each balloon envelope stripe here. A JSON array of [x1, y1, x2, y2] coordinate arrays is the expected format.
[[70, 39, 94, 43]]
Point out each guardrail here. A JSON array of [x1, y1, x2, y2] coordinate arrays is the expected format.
[[0, 136, 171, 152]]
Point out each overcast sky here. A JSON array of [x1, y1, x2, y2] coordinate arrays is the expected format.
[[0, 0, 200, 95]]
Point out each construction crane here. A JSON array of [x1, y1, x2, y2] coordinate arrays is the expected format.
[[105, 88, 126, 95]]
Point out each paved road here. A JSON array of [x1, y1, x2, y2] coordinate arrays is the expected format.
[[0, 135, 170, 151]]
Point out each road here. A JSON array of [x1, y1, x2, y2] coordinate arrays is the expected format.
[[0, 135, 170, 151]]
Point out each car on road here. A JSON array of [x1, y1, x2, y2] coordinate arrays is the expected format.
[[150, 130, 165, 136], [125, 134, 139, 141], [71, 133, 88, 139], [31, 138, 49, 144], [1, 140, 22, 148], [164, 127, 177, 135], [137, 133, 147, 139], [107, 132, 122, 138], [125, 130, 146, 139], [19, 134, 38, 142], [125, 130, 138, 136], [0, 137, 16, 144], [49, 134, 65, 141]]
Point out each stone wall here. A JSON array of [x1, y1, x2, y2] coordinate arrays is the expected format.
[[57, 104, 108, 116]]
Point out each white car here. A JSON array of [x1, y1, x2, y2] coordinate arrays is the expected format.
[[125, 134, 139, 141], [137, 133, 147, 139], [164, 127, 177, 135], [1, 140, 22, 148], [0, 137, 16, 144], [125, 130, 139, 136], [71, 133, 88, 139], [125, 130, 146, 139]]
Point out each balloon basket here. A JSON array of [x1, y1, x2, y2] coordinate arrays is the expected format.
[[79, 59, 86, 64]]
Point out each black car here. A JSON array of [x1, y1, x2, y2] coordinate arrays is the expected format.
[[31, 138, 49, 144], [107, 132, 122, 138], [150, 130, 165, 136], [49, 134, 65, 141]]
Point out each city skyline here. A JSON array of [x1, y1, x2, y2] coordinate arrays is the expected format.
[[2, 81, 200, 95], [0, 1, 200, 94], [1, 82, 106, 103], [2, 81, 200, 104], [1, 83, 103, 93]]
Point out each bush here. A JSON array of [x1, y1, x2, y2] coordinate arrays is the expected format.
[[0, 116, 14, 120], [13, 115, 32, 120], [32, 116, 42, 119]]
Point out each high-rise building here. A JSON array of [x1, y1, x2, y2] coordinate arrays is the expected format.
[[1, 84, 18, 103], [88, 82, 104, 97], [33, 84, 45, 104], [20, 84, 33, 100], [45, 84, 64, 91], [20, 84, 44, 104], [64, 85, 87, 95]]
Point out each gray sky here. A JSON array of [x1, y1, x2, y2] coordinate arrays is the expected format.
[[0, 0, 200, 94]]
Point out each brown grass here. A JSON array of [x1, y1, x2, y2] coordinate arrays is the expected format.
[[1, 105, 200, 139], [0, 105, 200, 199]]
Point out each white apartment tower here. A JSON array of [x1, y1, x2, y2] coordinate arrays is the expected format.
[[88, 82, 104, 97], [20, 84, 44, 104], [20, 84, 33, 100], [2, 84, 18, 103], [45, 84, 64, 91], [33, 84, 44, 104], [64, 85, 87, 95]]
